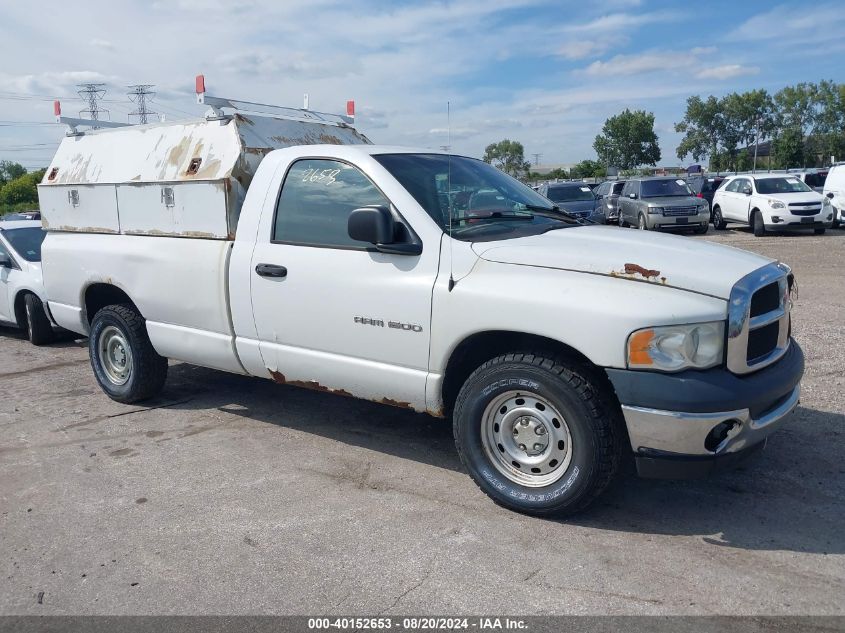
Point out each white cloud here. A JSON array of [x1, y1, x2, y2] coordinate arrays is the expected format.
[[728, 3, 845, 42], [696, 64, 759, 80], [562, 10, 682, 35], [89, 39, 114, 51]]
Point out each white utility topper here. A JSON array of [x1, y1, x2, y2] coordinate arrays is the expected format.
[[40, 78, 804, 516]]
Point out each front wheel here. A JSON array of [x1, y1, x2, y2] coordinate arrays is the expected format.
[[453, 353, 621, 517], [24, 293, 55, 346], [712, 206, 727, 230], [89, 304, 168, 403], [638, 214, 648, 230], [752, 210, 766, 237]]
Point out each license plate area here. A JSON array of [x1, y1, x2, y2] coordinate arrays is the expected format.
[[675, 217, 688, 224], [801, 217, 814, 223]]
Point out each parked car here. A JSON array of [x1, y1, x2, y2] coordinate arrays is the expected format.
[[0, 220, 55, 345], [39, 86, 804, 517], [822, 164, 845, 228], [618, 177, 709, 233], [1, 211, 41, 222], [712, 174, 833, 236], [593, 180, 626, 224], [787, 169, 827, 194], [537, 182, 603, 222], [686, 175, 725, 218]]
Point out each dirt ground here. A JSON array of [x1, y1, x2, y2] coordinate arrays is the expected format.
[[1, 227, 843, 615]]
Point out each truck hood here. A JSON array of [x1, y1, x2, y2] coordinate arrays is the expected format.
[[471, 225, 773, 299]]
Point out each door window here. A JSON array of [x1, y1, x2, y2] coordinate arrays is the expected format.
[[273, 159, 390, 248]]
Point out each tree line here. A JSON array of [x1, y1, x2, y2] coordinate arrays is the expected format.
[[0, 161, 44, 216], [675, 81, 845, 171], [484, 80, 844, 179]]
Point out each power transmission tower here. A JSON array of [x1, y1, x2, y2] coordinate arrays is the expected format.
[[77, 83, 108, 128], [532, 153, 542, 166], [128, 84, 157, 124]]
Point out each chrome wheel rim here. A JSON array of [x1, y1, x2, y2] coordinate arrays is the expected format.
[[480, 390, 573, 487], [98, 325, 132, 386]]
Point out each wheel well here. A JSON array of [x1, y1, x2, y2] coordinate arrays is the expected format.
[[441, 331, 603, 417], [84, 284, 135, 324], [750, 207, 760, 222]]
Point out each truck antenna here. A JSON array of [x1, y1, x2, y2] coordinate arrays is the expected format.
[[447, 100, 455, 292]]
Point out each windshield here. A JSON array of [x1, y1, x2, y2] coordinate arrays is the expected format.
[[755, 177, 813, 194], [545, 185, 595, 203], [374, 153, 576, 241], [641, 179, 693, 198], [2, 227, 45, 262]]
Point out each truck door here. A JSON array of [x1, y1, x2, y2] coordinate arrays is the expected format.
[[248, 158, 437, 411]]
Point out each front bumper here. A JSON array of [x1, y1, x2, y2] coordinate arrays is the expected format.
[[606, 340, 804, 478], [767, 211, 834, 230], [648, 212, 710, 230]]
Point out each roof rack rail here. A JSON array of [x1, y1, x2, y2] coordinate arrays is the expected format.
[[54, 100, 128, 136], [195, 74, 355, 127]]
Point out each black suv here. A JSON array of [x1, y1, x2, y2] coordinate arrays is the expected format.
[[686, 175, 725, 219]]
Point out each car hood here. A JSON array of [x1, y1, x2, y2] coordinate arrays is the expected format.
[[554, 199, 596, 214], [471, 225, 773, 299], [641, 196, 702, 206]]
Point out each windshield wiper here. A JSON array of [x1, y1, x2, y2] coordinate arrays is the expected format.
[[449, 210, 534, 225], [526, 205, 582, 224]]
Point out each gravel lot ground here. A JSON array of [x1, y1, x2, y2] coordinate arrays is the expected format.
[[1, 227, 843, 616]]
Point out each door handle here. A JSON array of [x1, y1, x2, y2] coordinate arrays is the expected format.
[[255, 263, 288, 278]]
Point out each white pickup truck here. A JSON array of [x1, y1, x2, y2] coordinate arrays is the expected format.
[[38, 86, 804, 516]]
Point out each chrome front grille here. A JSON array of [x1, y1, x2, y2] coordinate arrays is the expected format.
[[726, 263, 791, 374], [663, 206, 697, 217]]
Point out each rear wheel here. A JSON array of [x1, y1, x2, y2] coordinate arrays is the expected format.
[[712, 206, 727, 230], [752, 210, 766, 237], [89, 303, 167, 403], [23, 293, 54, 346], [453, 353, 621, 517]]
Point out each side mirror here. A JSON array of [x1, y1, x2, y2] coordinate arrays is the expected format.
[[348, 205, 395, 245], [628, 193, 637, 199], [827, 192, 834, 199], [348, 206, 422, 256], [0, 252, 11, 268]]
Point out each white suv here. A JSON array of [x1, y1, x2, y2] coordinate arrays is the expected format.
[[822, 164, 845, 228], [711, 174, 833, 236]]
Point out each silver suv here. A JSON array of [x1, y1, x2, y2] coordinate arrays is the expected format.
[[593, 180, 626, 224], [618, 177, 710, 234]]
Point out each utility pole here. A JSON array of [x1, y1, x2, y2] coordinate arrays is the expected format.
[[128, 84, 157, 124], [752, 117, 760, 174], [77, 83, 108, 128], [532, 153, 542, 166]]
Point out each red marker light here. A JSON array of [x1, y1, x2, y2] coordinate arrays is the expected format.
[[346, 100, 355, 118], [53, 100, 61, 117], [195, 74, 206, 95]]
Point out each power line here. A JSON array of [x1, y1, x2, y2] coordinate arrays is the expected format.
[[127, 84, 157, 124], [77, 83, 109, 127], [532, 153, 542, 166]]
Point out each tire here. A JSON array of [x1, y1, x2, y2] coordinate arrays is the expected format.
[[453, 353, 622, 517], [637, 214, 648, 231], [694, 223, 709, 235], [712, 206, 727, 230], [89, 303, 167, 403], [814, 227, 826, 235], [752, 210, 766, 237], [23, 293, 55, 346]]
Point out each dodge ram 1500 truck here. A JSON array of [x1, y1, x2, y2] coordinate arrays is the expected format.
[[38, 86, 804, 516]]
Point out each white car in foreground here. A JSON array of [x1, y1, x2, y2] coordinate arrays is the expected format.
[[0, 219, 55, 345], [711, 174, 833, 236]]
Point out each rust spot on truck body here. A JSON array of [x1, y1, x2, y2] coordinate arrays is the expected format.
[[610, 262, 667, 284], [268, 370, 411, 410], [624, 263, 660, 279]]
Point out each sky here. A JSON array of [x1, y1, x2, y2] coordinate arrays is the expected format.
[[1, 0, 844, 170]]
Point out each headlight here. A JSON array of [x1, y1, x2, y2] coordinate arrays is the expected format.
[[768, 199, 785, 209], [627, 322, 725, 372], [648, 207, 663, 215]]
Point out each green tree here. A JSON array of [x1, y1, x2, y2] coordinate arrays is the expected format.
[[482, 139, 530, 177], [0, 170, 44, 207], [675, 95, 722, 163], [593, 109, 660, 170], [771, 128, 805, 169], [571, 159, 606, 178], [0, 161, 27, 186]]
